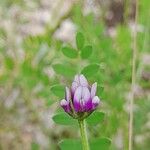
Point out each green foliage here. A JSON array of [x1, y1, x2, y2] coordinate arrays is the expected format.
[[52, 113, 77, 125], [31, 142, 39, 150], [50, 84, 65, 98], [59, 139, 82, 150], [46, 99, 54, 106], [4, 56, 14, 70], [81, 45, 93, 59], [52, 64, 76, 77], [33, 43, 49, 65], [90, 138, 111, 150], [61, 46, 78, 58], [86, 111, 105, 126], [1, 1, 149, 149], [97, 85, 104, 95], [52, 111, 105, 126], [59, 138, 111, 150], [76, 32, 85, 49], [81, 64, 100, 77]]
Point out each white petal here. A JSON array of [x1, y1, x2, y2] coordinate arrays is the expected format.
[[60, 99, 68, 106], [65, 87, 71, 102], [74, 86, 82, 103], [74, 74, 80, 83], [79, 74, 88, 86], [91, 82, 97, 98], [71, 81, 79, 93], [92, 96, 100, 104], [82, 87, 90, 102]]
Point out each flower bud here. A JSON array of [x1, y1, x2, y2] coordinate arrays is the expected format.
[[60, 74, 100, 119]]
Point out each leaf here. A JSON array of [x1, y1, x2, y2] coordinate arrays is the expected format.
[[76, 32, 85, 49], [59, 139, 82, 150], [86, 111, 105, 126], [98, 85, 104, 93], [52, 113, 77, 125], [52, 64, 76, 77], [90, 138, 111, 150], [4, 57, 14, 70], [50, 84, 65, 98], [59, 138, 111, 150], [31, 142, 39, 150], [81, 45, 92, 59], [46, 99, 54, 106], [97, 85, 104, 97], [81, 64, 100, 77], [61, 46, 78, 58]]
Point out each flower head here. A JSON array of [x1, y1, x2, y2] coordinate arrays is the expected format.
[[60, 74, 100, 119]]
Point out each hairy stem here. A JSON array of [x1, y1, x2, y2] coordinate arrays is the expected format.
[[78, 120, 90, 150]]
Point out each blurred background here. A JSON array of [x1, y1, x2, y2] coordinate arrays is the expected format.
[[0, 0, 150, 150]]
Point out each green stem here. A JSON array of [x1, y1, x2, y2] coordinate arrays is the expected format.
[[78, 119, 90, 150], [129, 0, 138, 150]]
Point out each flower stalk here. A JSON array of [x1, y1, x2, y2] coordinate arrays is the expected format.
[[60, 74, 100, 150], [78, 119, 90, 150]]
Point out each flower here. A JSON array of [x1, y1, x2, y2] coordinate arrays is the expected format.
[[60, 74, 100, 119]]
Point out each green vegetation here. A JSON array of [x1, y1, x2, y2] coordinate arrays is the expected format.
[[0, 0, 149, 150]]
